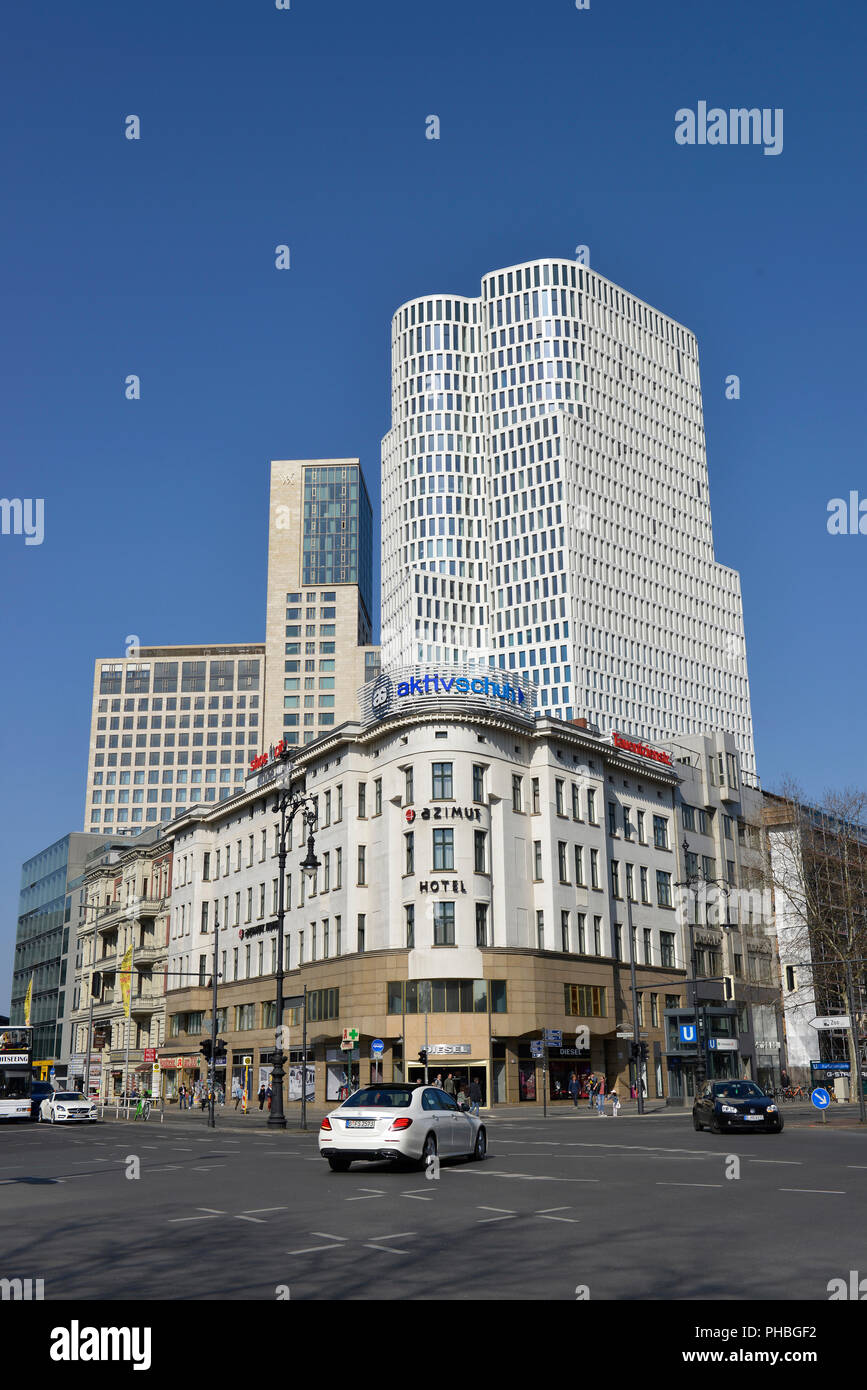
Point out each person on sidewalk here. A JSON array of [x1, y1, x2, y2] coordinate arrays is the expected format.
[[587, 1074, 597, 1110], [596, 1074, 606, 1115], [468, 1077, 482, 1116], [257, 1085, 266, 1111], [444, 1073, 456, 1096], [610, 1088, 621, 1117], [568, 1072, 580, 1108], [232, 1079, 242, 1111]]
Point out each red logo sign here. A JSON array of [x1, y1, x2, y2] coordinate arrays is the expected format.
[[250, 739, 288, 772], [612, 732, 672, 766], [405, 808, 416, 824]]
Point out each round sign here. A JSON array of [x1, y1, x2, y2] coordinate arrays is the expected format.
[[811, 1087, 831, 1109], [371, 1039, 384, 1055]]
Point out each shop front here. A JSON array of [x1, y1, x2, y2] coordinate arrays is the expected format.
[[406, 1044, 488, 1104], [158, 1054, 202, 1103], [514, 1043, 592, 1102]]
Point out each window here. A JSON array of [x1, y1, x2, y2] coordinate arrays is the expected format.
[[357, 914, 366, 952], [613, 923, 622, 961], [536, 910, 545, 950], [643, 928, 652, 965], [474, 830, 487, 874], [557, 841, 568, 882], [637, 810, 646, 844], [723, 815, 733, 840], [374, 778, 382, 816], [593, 917, 602, 954], [656, 870, 672, 907], [610, 861, 620, 898], [405, 831, 415, 875], [433, 828, 454, 871], [625, 862, 635, 901], [475, 902, 488, 948], [698, 809, 710, 835], [357, 783, 366, 817], [590, 848, 599, 890], [608, 802, 617, 835], [432, 762, 453, 799], [660, 932, 676, 968], [322, 851, 330, 892], [405, 766, 414, 804], [201, 901, 209, 933], [587, 789, 597, 823], [533, 841, 543, 879], [472, 764, 485, 803], [531, 778, 540, 814], [702, 856, 716, 881], [336, 784, 343, 821], [512, 775, 523, 812], [651, 992, 659, 1026], [576, 912, 586, 953], [623, 807, 633, 840], [555, 779, 565, 816], [357, 846, 366, 884], [235, 1002, 255, 1031], [202, 852, 211, 881], [564, 984, 607, 1017], [682, 805, 695, 831], [653, 815, 669, 850], [574, 845, 585, 886], [405, 904, 415, 948], [433, 902, 455, 946], [571, 783, 582, 820], [561, 909, 570, 952]]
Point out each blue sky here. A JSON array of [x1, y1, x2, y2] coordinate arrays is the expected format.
[[2, 0, 865, 1009]]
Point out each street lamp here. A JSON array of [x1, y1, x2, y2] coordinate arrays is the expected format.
[[269, 765, 319, 1130], [674, 836, 733, 1094]]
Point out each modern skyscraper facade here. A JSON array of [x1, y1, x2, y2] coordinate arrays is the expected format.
[[381, 258, 756, 777], [264, 459, 377, 749], [83, 644, 265, 834]]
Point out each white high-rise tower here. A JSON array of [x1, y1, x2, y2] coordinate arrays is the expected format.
[[381, 258, 756, 777]]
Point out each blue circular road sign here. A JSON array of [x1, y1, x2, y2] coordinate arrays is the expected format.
[[371, 1039, 384, 1055], [811, 1087, 831, 1109]]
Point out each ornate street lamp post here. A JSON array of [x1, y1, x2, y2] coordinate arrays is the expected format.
[[674, 837, 733, 1094], [268, 762, 319, 1130]]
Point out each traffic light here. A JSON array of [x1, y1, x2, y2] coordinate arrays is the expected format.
[[723, 975, 735, 1001], [90, 971, 102, 999], [199, 1038, 212, 1062], [214, 1038, 227, 1060], [629, 1041, 641, 1060], [639, 1042, 649, 1063], [417, 1048, 428, 1067]]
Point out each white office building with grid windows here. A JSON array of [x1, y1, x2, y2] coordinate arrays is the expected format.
[[380, 258, 756, 777]]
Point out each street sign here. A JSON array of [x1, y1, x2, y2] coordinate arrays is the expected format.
[[529, 1040, 543, 1058], [811, 1087, 831, 1110], [143, 1048, 156, 1063], [679, 1024, 697, 1044], [342, 1027, 360, 1044], [616, 1031, 633, 1040], [371, 1039, 384, 1056], [242, 1055, 252, 1066], [543, 1029, 562, 1045], [811, 1016, 851, 1030], [707, 1038, 738, 1051]]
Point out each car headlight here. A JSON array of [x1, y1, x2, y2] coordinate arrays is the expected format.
[[720, 1105, 737, 1114], [766, 1104, 777, 1113]]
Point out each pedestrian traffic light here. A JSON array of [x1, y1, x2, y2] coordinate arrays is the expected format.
[[418, 1048, 428, 1067], [214, 1038, 227, 1059], [90, 971, 102, 999], [200, 1038, 212, 1062]]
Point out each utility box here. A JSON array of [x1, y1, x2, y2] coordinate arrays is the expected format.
[[834, 1076, 850, 1103]]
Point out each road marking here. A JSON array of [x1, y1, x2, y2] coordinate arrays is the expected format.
[[168, 1211, 225, 1223], [476, 1206, 517, 1222], [453, 1169, 599, 1183], [847, 1166, 867, 1170], [778, 1188, 845, 1195], [749, 1159, 802, 1165], [286, 1236, 348, 1255], [243, 1207, 288, 1214], [656, 1181, 723, 1188], [193, 1165, 227, 1171], [535, 1206, 580, 1222], [361, 1232, 417, 1254], [401, 1191, 433, 1201], [345, 1188, 387, 1202]]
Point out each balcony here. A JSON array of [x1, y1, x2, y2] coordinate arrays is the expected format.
[[133, 942, 165, 966]]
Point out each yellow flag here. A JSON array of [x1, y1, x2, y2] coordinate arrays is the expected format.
[[24, 977, 32, 1026], [119, 945, 134, 1018]]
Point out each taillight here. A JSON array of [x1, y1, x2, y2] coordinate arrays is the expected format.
[[320, 1117, 332, 1130], [390, 1117, 413, 1131]]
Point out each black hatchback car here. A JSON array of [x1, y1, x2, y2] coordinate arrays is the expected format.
[[693, 1080, 783, 1134]]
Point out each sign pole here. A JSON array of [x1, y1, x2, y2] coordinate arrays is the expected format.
[[542, 1039, 548, 1119], [300, 985, 308, 1132], [846, 960, 867, 1124]]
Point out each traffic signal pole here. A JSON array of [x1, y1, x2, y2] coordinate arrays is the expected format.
[[208, 912, 219, 1129], [627, 900, 645, 1115]]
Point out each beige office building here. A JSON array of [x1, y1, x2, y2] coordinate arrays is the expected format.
[[263, 459, 378, 750]]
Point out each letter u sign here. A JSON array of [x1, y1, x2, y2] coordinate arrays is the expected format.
[[680, 1024, 697, 1043]]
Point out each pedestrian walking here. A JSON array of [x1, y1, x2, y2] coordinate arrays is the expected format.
[[596, 1074, 606, 1115], [587, 1074, 597, 1110], [610, 1088, 621, 1118], [232, 1079, 242, 1111], [568, 1072, 580, 1108], [468, 1077, 482, 1116], [433, 1072, 443, 1089], [178, 1084, 186, 1110], [456, 1084, 469, 1111], [266, 1084, 273, 1112], [444, 1073, 456, 1096], [258, 1085, 266, 1111]]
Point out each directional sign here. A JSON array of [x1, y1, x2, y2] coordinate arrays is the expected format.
[[543, 1029, 562, 1045], [371, 1039, 384, 1056], [529, 1040, 543, 1058], [342, 1027, 360, 1044], [811, 1087, 831, 1110], [679, 1024, 697, 1044], [616, 1031, 634, 1040], [811, 1016, 851, 1030], [708, 1038, 738, 1051]]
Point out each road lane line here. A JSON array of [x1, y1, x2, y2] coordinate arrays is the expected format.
[[656, 1181, 723, 1188], [778, 1188, 845, 1194]]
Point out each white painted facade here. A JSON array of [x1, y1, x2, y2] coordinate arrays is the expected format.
[[381, 258, 756, 776]]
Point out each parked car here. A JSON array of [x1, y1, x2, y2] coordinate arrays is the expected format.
[[693, 1080, 783, 1133], [30, 1080, 53, 1120], [39, 1091, 98, 1124], [320, 1083, 487, 1171]]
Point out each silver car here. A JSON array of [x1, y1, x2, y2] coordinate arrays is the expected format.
[[320, 1083, 487, 1172]]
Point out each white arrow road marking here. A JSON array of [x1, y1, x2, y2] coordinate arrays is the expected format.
[[362, 1232, 416, 1254], [286, 1233, 348, 1255], [401, 1191, 433, 1200], [778, 1188, 845, 1194], [535, 1207, 579, 1222], [476, 1206, 517, 1222], [168, 1208, 226, 1222], [345, 1188, 387, 1201]]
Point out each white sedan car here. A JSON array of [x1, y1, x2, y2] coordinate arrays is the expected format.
[[320, 1083, 486, 1172], [39, 1091, 98, 1124]]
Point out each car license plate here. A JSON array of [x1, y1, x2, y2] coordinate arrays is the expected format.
[[345, 1119, 375, 1129], [744, 1115, 764, 1121]]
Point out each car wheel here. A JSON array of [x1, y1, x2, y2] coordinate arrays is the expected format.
[[772, 1118, 784, 1133], [471, 1127, 487, 1161], [693, 1113, 704, 1131], [326, 1155, 351, 1172], [417, 1132, 437, 1171], [50, 1113, 56, 1125], [709, 1114, 721, 1135]]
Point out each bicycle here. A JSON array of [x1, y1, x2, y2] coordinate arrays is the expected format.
[[133, 1097, 151, 1121]]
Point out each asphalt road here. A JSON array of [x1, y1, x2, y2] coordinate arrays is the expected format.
[[2, 1110, 866, 1301]]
